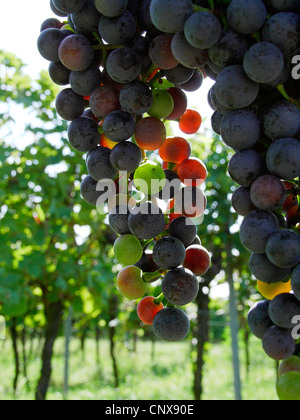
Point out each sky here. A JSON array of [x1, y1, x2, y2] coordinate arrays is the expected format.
[[0, 1, 228, 299]]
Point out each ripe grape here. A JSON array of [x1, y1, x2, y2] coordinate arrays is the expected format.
[[99, 11, 137, 45], [153, 236, 186, 270], [103, 110, 136, 143], [231, 187, 257, 217], [37, 28, 67, 62], [48, 61, 71, 86], [247, 301, 274, 340], [266, 229, 300, 268], [262, 326, 296, 360], [53, 0, 85, 14], [80, 175, 111, 206], [266, 138, 300, 180], [69, 64, 103, 96], [134, 117, 166, 151], [137, 297, 164, 326], [239, 210, 279, 254], [71, 0, 101, 33], [94, 0, 128, 17], [226, 0, 267, 35], [250, 175, 287, 212], [55, 88, 85, 121], [169, 217, 197, 247], [149, 34, 178, 70], [58, 34, 94, 71], [89, 85, 120, 119], [184, 11, 222, 50], [165, 88, 188, 121], [153, 307, 190, 342], [178, 69, 204, 92], [109, 205, 130, 235], [161, 268, 199, 306], [150, 0, 194, 34], [159, 137, 191, 164], [114, 234, 143, 266], [220, 110, 260, 151], [106, 47, 142, 84], [228, 149, 264, 187], [67, 116, 101, 152], [179, 110, 202, 135], [243, 42, 284, 84], [117, 266, 147, 300], [174, 186, 207, 218], [119, 82, 153, 115], [86, 146, 117, 181], [214, 65, 259, 110], [268, 293, 300, 329], [171, 31, 209, 69], [177, 157, 207, 187], [183, 245, 211, 276], [109, 141, 142, 173], [158, 170, 181, 200], [128, 202, 166, 240], [262, 101, 300, 140], [249, 253, 291, 283], [135, 251, 159, 275]]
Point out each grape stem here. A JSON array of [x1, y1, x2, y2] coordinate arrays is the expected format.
[[142, 270, 163, 283], [277, 84, 300, 108], [193, 5, 210, 12], [154, 293, 164, 305]]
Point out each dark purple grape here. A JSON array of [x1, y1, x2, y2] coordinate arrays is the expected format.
[[266, 138, 300, 180], [269, 293, 300, 329], [94, 0, 128, 17], [58, 34, 94, 71], [150, 0, 194, 34], [98, 10, 137, 45], [40, 18, 63, 32], [161, 268, 199, 306], [109, 205, 131, 235], [171, 31, 209, 69], [231, 187, 257, 216], [177, 69, 204, 92], [153, 236, 186, 270], [250, 175, 286, 212], [55, 88, 85, 121], [227, 0, 267, 35], [243, 42, 284, 84], [69, 64, 103, 96], [184, 11, 222, 49], [214, 65, 259, 110], [220, 110, 260, 151], [291, 264, 300, 301], [158, 170, 181, 200], [262, 326, 296, 360], [71, 0, 101, 33], [68, 117, 101, 152], [37, 28, 67, 62], [119, 82, 153, 115], [249, 253, 291, 283], [128, 202, 166, 240], [103, 110, 136, 143], [149, 34, 179, 70], [80, 175, 112, 206], [135, 251, 160, 275], [262, 101, 300, 140], [211, 111, 223, 135], [109, 141, 142, 173], [228, 149, 264, 187], [106, 47, 142, 84], [169, 217, 197, 247], [53, 0, 85, 14], [247, 301, 274, 339], [86, 146, 118, 181], [266, 229, 300, 268], [48, 61, 71, 85], [164, 65, 194, 85], [240, 210, 279, 254]]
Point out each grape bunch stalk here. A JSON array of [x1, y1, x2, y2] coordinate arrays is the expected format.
[[37, 0, 212, 344], [206, 0, 300, 401]]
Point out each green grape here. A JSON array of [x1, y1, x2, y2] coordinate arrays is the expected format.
[[147, 89, 174, 119], [134, 161, 166, 196], [114, 234, 143, 266], [276, 371, 300, 400], [117, 266, 147, 300]]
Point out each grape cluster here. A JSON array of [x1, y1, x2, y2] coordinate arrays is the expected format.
[[38, 0, 212, 343], [206, 0, 300, 400]]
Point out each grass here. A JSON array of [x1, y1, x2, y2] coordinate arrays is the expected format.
[[0, 332, 278, 400]]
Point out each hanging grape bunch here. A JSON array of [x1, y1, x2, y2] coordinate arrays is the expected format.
[[37, 0, 212, 345], [207, 0, 300, 401]]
